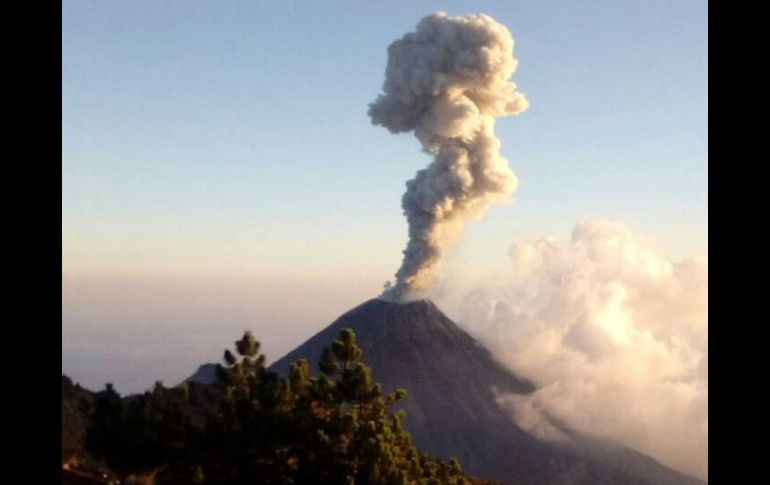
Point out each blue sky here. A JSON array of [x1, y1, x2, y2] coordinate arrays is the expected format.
[[62, 1, 707, 392]]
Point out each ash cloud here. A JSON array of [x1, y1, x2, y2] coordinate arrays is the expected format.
[[439, 219, 708, 480], [369, 12, 528, 301]]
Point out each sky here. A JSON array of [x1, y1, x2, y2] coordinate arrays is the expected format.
[[62, 1, 707, 395]]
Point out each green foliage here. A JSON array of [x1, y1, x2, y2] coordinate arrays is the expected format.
[[87, 376, 202, 478], [86, 329, 470, 484]]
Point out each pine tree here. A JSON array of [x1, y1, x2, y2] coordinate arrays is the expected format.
[[85, 328, 471, 484], [205, 328, 469, 484]]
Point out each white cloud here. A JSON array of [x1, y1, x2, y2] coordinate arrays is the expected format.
[[436, 219, 707, 479]]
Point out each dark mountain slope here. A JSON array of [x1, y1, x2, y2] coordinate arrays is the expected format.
[[265, 298, 705, 485]]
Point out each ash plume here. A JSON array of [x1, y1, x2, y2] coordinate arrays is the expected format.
[[369, 12, 528, 301]]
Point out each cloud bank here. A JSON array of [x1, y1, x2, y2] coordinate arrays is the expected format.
[[369, 12, 528, 301], [440, 219, 708, 479]]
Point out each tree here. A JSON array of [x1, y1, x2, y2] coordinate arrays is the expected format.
[[87, 379, 204, 480], [86, 329, 470, 484], [202, 328, 469, 484]]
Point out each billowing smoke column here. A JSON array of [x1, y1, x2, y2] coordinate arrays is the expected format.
[[369, 12, 529, 301]]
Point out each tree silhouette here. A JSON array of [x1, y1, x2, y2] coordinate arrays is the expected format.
[[86, 328, 470, 484]]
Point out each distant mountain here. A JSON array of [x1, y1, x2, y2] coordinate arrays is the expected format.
[[266, 298, 705, 485], [186, 363, 220, 385]]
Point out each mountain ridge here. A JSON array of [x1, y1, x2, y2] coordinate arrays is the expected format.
[[190, 298, 704, 485]]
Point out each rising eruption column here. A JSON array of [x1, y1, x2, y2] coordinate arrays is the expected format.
[[369, 12, 529, 301]]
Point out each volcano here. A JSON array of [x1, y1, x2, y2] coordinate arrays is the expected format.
[[264, 299, 705, 485]]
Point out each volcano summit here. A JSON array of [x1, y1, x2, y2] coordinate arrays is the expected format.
[[262, 299, 705, 485]]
